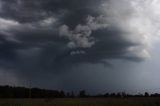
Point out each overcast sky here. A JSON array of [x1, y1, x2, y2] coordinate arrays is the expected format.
[[0, 0, 160, 94]]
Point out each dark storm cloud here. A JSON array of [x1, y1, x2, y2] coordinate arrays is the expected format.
[[0, 0, 151, 85], [0, 0, 101, 24]]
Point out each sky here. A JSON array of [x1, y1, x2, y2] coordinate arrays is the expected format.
[[0, 0, 160, 94]]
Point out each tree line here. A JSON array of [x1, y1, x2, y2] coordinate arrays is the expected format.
[[0, 85, 160, 98]]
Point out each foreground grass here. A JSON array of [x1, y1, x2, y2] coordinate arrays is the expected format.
[[0, 97, 160, 106]]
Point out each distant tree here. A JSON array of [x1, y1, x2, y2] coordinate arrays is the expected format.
[[116, 92, 121, 97], [122, 92, 127, 97], [144, 92, 149, 97], [151, 93, 160, 97], [66, 92, 70, 98], [60, 91, 65, 98], [135, 93, 143, 97], [0, 85, 67, 98], [71, 91, 75, 98], [110, 93, 116, 97], [104, 93, 109, 97], [79, 90, 86, 98]]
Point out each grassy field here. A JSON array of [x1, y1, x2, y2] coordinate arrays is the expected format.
[[0, 98, 160, 106]]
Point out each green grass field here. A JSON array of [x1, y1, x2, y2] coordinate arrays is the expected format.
[[0, 98, 160, 106]]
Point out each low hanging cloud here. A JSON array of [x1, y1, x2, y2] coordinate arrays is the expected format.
[[102, 0, 160, 59], [59, 15, 108, 48], [0, 0, 160, 86]]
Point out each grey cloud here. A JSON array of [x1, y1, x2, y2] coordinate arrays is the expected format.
[[59, 15, 108, 48], [0, 0, 157, 89], [0, 0, 148, 71]]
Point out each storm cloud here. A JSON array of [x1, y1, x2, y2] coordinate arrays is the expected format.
[[0, 0, 160, 91]]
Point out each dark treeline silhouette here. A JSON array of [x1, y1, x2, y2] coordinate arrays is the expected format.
[[0, 85, 160, 98], [0, 85, 65, 98]]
